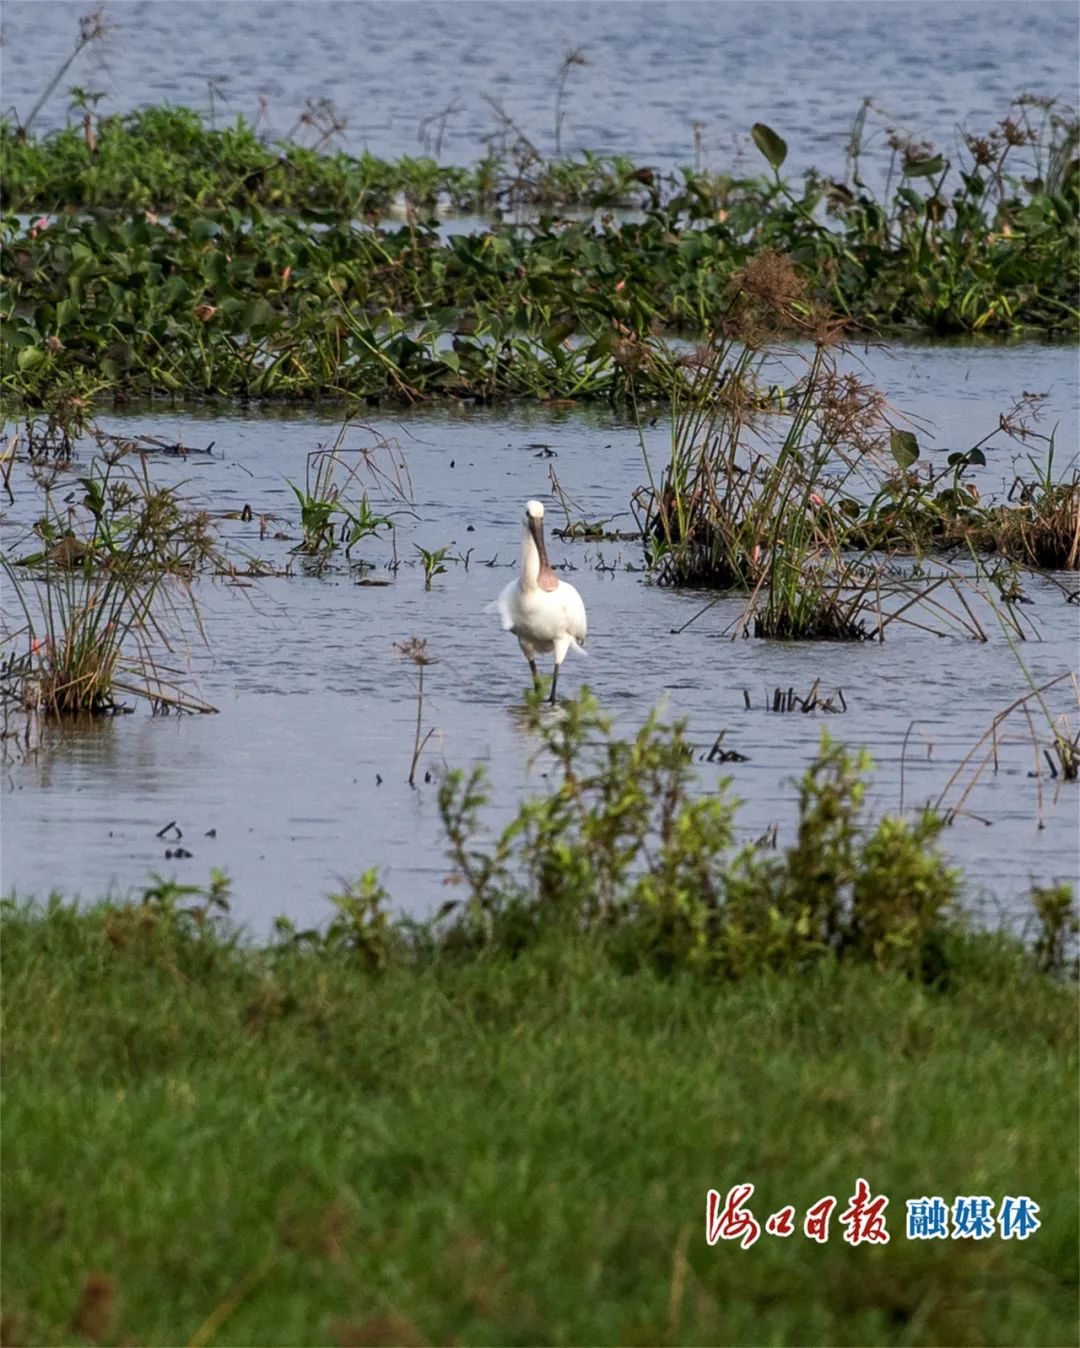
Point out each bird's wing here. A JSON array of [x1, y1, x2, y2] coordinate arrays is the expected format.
[[562, 583, 588, 646], [488, 579, 518, 631]]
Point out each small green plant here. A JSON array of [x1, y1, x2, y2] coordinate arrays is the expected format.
[[287, 479, 392, 559], [415, 544, 450, 589], [288, 479, 338, 554], [274, 868, 396, 970], [94, 869, 234, 961], [288, 442, 396, 559], [140, 868, 232, 929], [340, 495, 395, 557], [1030, 883, 1079, 975]]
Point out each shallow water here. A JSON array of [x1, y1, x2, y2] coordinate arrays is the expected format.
[[3, 2, 1077, 184], [3, 343, 1077, 933]]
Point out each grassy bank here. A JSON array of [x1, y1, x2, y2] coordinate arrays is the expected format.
[[2, 897, 1077, 1348]]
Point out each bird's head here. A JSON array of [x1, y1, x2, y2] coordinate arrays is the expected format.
[[525, 499, 545, 521]]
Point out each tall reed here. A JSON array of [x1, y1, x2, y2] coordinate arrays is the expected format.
[[636, 254, 899, 638]]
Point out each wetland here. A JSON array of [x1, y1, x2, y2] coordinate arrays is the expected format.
[[2, 6, 1079, 1346]]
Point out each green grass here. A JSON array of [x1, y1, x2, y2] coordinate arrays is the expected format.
[[2, 901, 1076, 1347]]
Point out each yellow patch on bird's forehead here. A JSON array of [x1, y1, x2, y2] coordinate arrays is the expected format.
[[525, 499, 545, 519]]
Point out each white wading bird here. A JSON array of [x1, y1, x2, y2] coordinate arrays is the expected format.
[[493, 499, 587, 702]]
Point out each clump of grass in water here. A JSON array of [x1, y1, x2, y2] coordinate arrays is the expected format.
[[748, 558, 876, 641], [637, 253, 903, 638], [988, 476, 1080, 571], [850, 396, 1080, 571], [636, 256, 1073, 636], [287, 420, 411, 575], [2, 456, 220, 716]]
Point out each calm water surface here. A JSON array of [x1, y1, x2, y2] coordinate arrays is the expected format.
[[3, 2, 1077, 181], [3, 344, 1077, 932]]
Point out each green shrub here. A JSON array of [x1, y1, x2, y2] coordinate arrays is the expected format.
[[435, 692, 965, 981]]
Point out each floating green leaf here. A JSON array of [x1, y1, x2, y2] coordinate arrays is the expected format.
[[903, 156, 947, 179], [751, 123, 788, 173], [889, 429, 920, 468]]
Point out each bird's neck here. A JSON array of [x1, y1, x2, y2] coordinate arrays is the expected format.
[[521, 522, 558, 593], [520, 527, 541, 591]]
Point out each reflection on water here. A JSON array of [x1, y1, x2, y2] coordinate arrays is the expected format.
[[3, 349, 1077, 933]]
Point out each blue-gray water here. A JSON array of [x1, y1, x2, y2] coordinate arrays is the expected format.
[[3, 1, 1077, 182], [3, 344, 1077, 933]]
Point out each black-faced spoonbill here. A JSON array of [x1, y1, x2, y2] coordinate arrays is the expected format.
[[493, 499, 587, 702]]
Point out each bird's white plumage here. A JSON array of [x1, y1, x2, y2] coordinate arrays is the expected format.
[[491, 500, 588, 700], [496, 575, 587, 650]]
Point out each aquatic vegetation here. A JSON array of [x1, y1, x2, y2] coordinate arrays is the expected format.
[[982, 478, 1080, 570], [744, 553, 881, 641], [747, 681, 847, 713], [635, 281, 909, 634], [0, 104, 667, 220], [287, 463, 394, 559], [1, 457, 219, 715], [850, 404, 1080, 570], [414, 544, 451, 589], [1, 97, 1075, 417], [285, 421, 408, 564], [0, 205, 704, 406], [636, 295, 1078, 633]]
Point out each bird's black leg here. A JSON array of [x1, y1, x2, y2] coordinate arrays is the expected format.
[[527, 657, 540, 692], [549, 662, 559, 704]]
